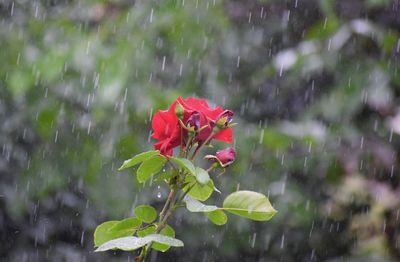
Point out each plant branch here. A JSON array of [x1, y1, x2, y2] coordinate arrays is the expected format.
[[206, 165, 215, 173], [137, 188, 178, 262], [190, 131, 216, 161], [176, 183, 196, 205]]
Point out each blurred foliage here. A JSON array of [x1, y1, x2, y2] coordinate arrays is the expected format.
[[1, 0, 400, 261]]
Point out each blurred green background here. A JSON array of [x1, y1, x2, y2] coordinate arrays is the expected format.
[[1, 0, 400, 261]]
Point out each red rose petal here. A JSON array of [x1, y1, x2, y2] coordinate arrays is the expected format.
[[213, 128, 233, 143]]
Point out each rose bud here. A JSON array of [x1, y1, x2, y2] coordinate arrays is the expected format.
[[175, 103, 185, 120], [205, 147, 236, 168], [186, 111, 201, 132], [215, 110, 234, 129]]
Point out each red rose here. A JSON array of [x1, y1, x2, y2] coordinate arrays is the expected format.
[[177, 97, 233, 143], [151, 101, 181, 156], [151, 97, 233, 156]]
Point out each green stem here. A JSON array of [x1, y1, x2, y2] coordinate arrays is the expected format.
[[176, 183, 195, 205], [184, 135, 194, 158], [159, 190, 173, 220], [137, 188, 178, 262], [190, 131, 216, 161], [206, 165, 215, 173]]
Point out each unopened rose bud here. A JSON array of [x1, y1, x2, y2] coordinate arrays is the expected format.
[[205, 147, 236, 168], [215, 110, 234, 129], [186, 111, 201, 132], [175, 103, 185, 119]]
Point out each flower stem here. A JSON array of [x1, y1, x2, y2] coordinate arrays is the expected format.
[[137, 188, 178, 262], [176, 183, 195, 205], [206, 165, 215, 173], [190, 132, 215, 161]]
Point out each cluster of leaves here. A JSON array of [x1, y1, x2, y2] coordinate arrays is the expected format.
[[95, 204, 180, 252], [94, 149, 276, 257]]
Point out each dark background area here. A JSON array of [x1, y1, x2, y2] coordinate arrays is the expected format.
[[1, 0, 400, 261]]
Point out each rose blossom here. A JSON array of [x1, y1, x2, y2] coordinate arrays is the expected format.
[[151, 97, 233, 156], [177, 97, 233, 143]]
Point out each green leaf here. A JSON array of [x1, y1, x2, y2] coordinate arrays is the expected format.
[[137, 225, 157, 237], [182, 196, 227, 225], [222, 191, 277, 221], [134, 205, 157, 223], [135, 223, 186, 251], [94, 221, 135, 247], [194, 167, 210, 185], [109, 217, 142, 234], [183, 175, 214, 201], [155, 169, 176, 182], [118, 150, 160, 170], [137, 155, 167, 183], [183, 195, 218, 212], [95, 234, 184, 252], [95, 236, 146, 252], [147, 234, 183, 247], [170, 157, 195, 175], [136, 223, 175, 251], [152, 225, 175, 252], [206, 210, 228, 226], [94, 221, 118, 247]]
